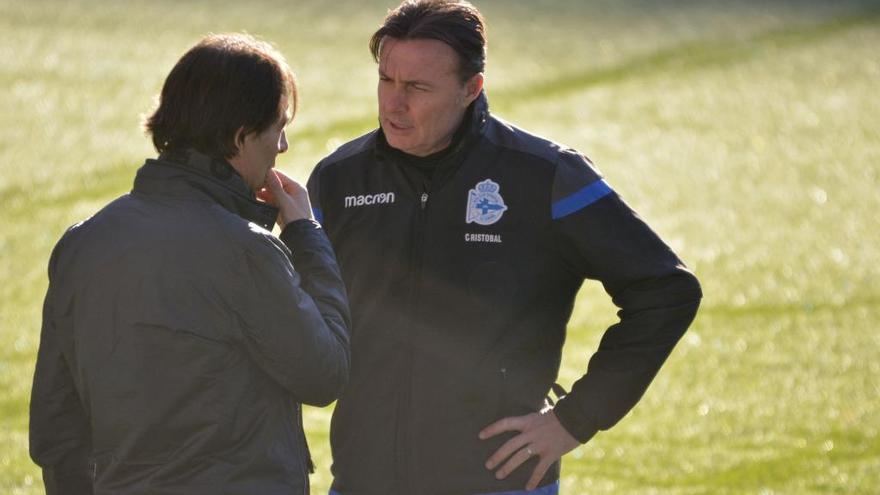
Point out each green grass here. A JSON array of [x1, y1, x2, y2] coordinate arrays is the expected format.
[[2, 0, 878, 493]]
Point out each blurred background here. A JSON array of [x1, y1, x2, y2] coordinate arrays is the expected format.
[[2, 0, 878, 493]]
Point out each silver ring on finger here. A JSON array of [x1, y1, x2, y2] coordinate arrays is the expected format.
[[525, 446, 535, 457]]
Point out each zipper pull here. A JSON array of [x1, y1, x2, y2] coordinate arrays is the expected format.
[[420, 192, 429, 210]]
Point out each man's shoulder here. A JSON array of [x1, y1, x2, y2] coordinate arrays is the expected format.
[[58, 193, 136, 241], [482, 115, 606, 212], [315, 129, 379, 173], [486, 114, 601, 175], [482, 114, 577, 168], [64, 192, 280, 256]]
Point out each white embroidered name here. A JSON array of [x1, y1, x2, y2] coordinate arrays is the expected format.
[[344, 192, 396, 208], [465, 233, 502, 243]]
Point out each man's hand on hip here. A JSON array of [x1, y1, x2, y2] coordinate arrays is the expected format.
[[479, 409, 580, 491], [257, 169, 314, 229]]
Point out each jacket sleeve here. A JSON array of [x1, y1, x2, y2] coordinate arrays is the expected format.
[[548, 150, 702, 443], [30, 241, 93, 495], [235, 219, 351, 407]]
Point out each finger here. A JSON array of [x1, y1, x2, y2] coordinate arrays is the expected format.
[[285, 178, 309, 197], [272, 169, 305, 194], [272, 168, 294, 184], [479, 415, 528, 440], [525, 458, 552, 491], [256, 186, 274, 202], [494, 446, 534, 480], [485, 434, 530, 470]]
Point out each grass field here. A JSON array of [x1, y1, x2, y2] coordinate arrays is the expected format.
[[2, 0, 879, 493]]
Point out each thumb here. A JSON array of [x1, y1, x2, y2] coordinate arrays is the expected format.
[[256, 187, 274, 204]]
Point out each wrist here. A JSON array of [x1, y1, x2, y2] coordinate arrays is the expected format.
[[278, 205, 313, 229], [553, 398, 600, 444]]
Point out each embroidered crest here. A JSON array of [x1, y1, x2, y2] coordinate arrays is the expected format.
[[466, 179, 508, 225]]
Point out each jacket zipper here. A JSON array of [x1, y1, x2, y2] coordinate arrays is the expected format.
[[396, 183, 431, 494]]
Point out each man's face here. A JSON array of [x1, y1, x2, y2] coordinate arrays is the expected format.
[[231, 94, 291, 192], [378, 37, 483, 157]]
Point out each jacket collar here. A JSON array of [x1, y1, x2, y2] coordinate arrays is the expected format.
[[132, 148, 278, 231]]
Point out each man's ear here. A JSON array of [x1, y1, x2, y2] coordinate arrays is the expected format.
[[463, 73, 484, 106], [234, 126, 247, 147], [228, 126, 248, 159]]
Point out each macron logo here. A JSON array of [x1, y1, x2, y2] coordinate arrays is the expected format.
[[344, 192, 396, 208]]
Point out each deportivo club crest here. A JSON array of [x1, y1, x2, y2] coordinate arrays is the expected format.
[[466, 179, 508, 226]]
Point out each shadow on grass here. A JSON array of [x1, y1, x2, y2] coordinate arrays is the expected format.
[[0, 162, 135, 219], [2, 7, 878, 216], [699, 296, 880, 318], [291, 7, 880, 142], [666, 426, 880, 491], [498, 7, 880, 105]]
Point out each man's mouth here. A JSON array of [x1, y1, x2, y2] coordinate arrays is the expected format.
[[385, 119, 413, 131]]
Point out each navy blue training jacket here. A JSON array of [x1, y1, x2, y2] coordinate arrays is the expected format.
[[308, 93, 702, 495]]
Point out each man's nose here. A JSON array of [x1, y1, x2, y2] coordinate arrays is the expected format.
[[278, 130, 289, 153], [385, 87, 407, 113]]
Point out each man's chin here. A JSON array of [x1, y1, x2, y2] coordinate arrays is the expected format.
[[386, 135, 413, 153]]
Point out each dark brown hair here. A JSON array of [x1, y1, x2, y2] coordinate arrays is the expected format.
[[370, 0, 486, 82], [144, 33, 296, 159]]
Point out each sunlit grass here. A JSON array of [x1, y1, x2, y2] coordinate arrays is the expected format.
[[2, 0, 878, 493]]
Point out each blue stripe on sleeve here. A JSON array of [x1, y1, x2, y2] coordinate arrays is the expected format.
[[313, 207, 323, 224], [551, 179, 613, 219]]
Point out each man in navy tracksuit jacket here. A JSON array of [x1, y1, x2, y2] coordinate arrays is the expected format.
[[308, 1, 702, 494]]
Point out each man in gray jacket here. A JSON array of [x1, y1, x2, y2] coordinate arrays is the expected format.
[[29, 33, 350, 495]]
